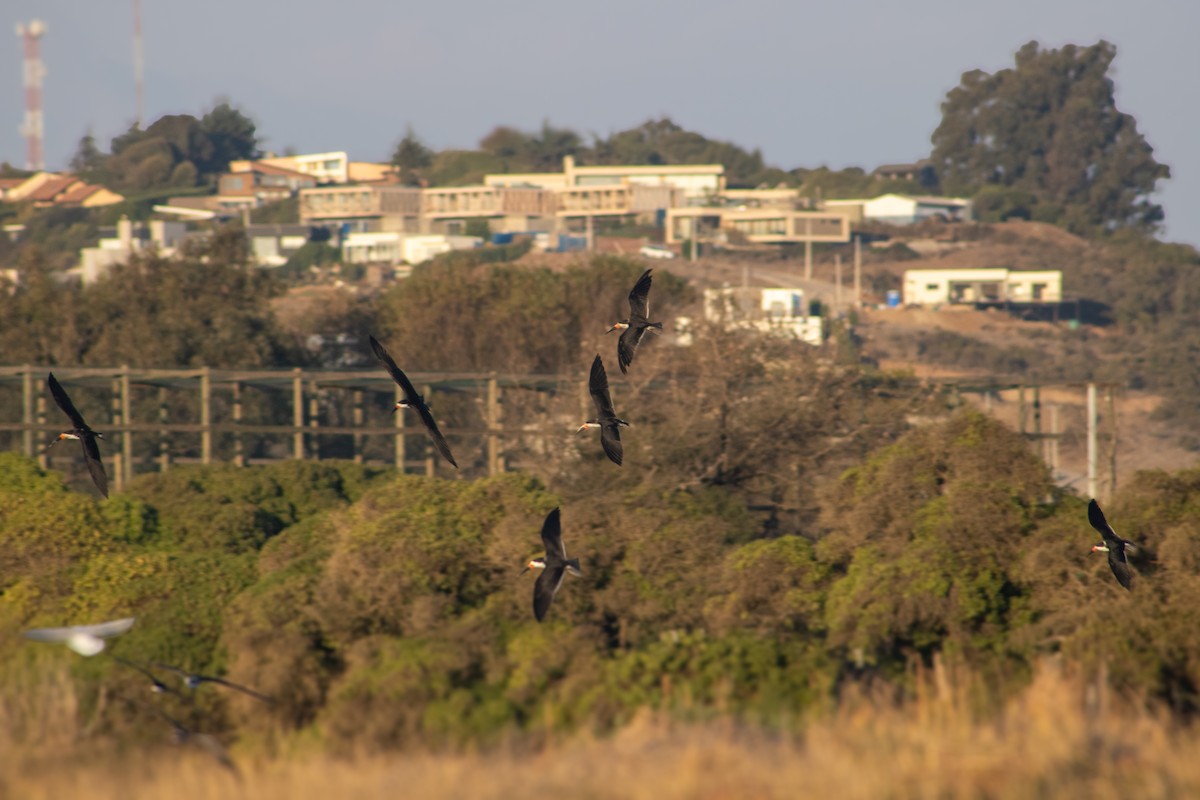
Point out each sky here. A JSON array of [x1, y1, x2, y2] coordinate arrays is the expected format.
[[3, 0, 1198, 245]]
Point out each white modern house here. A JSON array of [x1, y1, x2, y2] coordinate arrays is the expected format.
[[824, 193, 974, 225], [688, 286, 823, 345], [902, 268, 1063, 306], [341, 232, 482, 265], [76, 217, 189, 285]]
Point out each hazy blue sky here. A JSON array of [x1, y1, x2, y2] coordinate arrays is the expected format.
[[3, 1, 1197, 244]]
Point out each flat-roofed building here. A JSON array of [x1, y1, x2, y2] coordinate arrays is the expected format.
[[699, 286, 822, 345], [902, 268, 1063, 306], [233, 152, 351, 184], [299, 185, 422, 232], [824, 193, 973, 225], [665, 207, 850, 245], [485, 155, 724, 199]]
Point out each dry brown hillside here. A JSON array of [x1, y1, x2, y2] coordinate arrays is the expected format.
[[643, 221, 1197, 490]]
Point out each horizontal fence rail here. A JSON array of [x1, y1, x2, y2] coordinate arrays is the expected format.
[[0, 365, 1121, 499], [0, 365, 579, 491]]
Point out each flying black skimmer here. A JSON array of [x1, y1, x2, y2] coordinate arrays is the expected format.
[[152, 662, 274, 704], [157, 710, 241, 777], [577, 354, 628, 466], [606, 268, 663, 374], [23, 617, 135, 656], [113, 657, 180, 696], [368, 335, 458, 468], [520, 508, 582, 622], [46, 372, 108, 498], [1088, 499, 1136, 591]]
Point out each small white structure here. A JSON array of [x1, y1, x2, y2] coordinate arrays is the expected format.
[[341, 232, 482, 265], [825, 193, 973, 225], [903, 268, 1063, 306], [699, 286, 823, 345], [76, 217, 188, 285]]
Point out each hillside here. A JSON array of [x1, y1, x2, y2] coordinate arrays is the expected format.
[[637, 220, 1196, 489]]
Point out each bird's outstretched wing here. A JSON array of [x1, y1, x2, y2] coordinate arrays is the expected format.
[[1107, 549, 1134, 591], [627, 269, 653, 321], [1088, 500, 1134, 591], [158, 710, 241, 777], [203, 676, 275, 704], [1087, 499, 1119, 545], [532, 563, 567, 622], [369, 335, 419, 401], [83, 435, 109, 498], [48, 373, 89, 429], [540, 508, 564, 562], [617, 325, 650, 374], [414, 401, 458, 468], [25, 617, 135, 641], [600, 423, 623, 466], [588, 355, 616, 418]]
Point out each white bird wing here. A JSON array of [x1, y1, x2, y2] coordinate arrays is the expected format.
[[24, 617, 135, 644]]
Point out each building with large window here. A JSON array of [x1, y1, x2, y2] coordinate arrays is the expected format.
[[902, 268, 1063, 306]]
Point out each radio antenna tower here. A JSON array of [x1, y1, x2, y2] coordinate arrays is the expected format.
[[15, 19, 47, 171], [133, 0, 143, 126]]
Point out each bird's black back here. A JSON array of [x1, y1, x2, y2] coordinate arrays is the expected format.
[[1088, 499, 1134, 591], [540, 508, 566, 564]]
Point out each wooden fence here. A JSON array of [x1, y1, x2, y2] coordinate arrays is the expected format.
[[0, 365, 1120, 499], [0, 365, 575, 491]]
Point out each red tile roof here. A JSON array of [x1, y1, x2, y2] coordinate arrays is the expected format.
[[28, 176, 80, 202], [57, 183, 103, 204]]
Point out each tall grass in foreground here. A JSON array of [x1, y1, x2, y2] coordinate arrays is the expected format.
[[5, 659, 1199, 800]]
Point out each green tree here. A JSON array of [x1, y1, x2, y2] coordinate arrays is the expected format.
[[478, 126, 529, 160], [69, 131, 107, 179], [526, 120, 581, 171], [391, 126, 434, 186], [64, 226, 300, 368], [930, 41, 1170, 234], [199, 102, 259, 174]]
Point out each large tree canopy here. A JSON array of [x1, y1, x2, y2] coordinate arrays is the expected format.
[[930, 41, 1170, 234]]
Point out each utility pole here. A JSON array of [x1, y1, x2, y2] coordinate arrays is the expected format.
[[1086, 383, 1098, 500], [853, 235, 862, 307], [834, 254, 842, 313], [804, 217, 813, 280]]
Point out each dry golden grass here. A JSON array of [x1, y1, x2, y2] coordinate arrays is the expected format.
[[6, 659, 1200, 800]]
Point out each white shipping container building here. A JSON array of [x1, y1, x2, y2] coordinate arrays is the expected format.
[[342, 232, 482, 266], [697, 287, 823, 345], [902, 268, 1063, 306]]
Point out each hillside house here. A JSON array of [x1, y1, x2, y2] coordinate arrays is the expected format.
[[902, 268, 1063, 306], [693, 286, 823, 345], [824, 193, 972, 225]]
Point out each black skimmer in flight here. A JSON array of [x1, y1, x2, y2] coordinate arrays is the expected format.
[[606, 268, 662, 374], [157, 710, 241, 777], [46, 372, 108, 498], [1088, 499, 1136, 591], [369, 335, 458, 468], [113, 657, 180, 696], [23, 617, 135, 656], [521, 508, 582, 622], [578, 354, 628, 466], [152, 662, 274, 703]]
